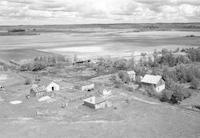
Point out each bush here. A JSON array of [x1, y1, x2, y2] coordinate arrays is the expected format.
[[190, 77, 200, 89], [24, 78, 31, 85], [114, 81, 123, 88], [20, 63, 32, 71], [159, 89, 173, 102], [31, 62, 47, 71], [118, 71, 130, 84], [113, 59, 127, 70]]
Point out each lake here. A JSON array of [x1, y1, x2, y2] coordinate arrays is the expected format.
[[0, 30, 200, 57]]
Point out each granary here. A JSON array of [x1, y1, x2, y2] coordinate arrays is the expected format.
[[81, 83, 95, 91], [83, 96, 107, 109], [46, 81, 60, 92], [127, 71, 136, 81], [141, 74, 165, 93]]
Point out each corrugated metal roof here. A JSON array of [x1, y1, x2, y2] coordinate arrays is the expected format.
[[141, 74, 162, 85]]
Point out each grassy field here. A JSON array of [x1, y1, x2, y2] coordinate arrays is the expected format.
[[0, 67, 200, 138], [0, 49, 57, 65]]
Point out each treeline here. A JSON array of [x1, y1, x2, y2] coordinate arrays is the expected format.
[[90, 47, 200, 104], [20, 56, 66, 71], [144, 48, 200, 103]]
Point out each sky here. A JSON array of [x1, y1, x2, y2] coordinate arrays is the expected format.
[[0, 0, 200, 25]]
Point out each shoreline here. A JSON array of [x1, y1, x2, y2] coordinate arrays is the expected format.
[[39, 45, 198, 60]]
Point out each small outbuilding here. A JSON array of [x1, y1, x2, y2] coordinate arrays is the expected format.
[[30, 86, 46, 97], [83, 96, 107, 109], [127, 71, 136, 81], [46, 81, 60, 92], [141, 74, 165, 93], [81, 83, 95, 91], [0, 85, 4, 91]]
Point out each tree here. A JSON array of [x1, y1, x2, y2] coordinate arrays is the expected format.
[[24, 78, 31, 85], [190, 77, 200, 89], [113, 59, 127, 70], [31, 62, 47, 71], [118, 71, 130, 84]]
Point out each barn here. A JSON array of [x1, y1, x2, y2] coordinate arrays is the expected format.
[[83, 96, 107, 109], [141, 74, 165, 93]]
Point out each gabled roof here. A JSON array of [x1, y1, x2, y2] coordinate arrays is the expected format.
[[141, 74, 162, 85], [38, 79, 60, 87], [95, 97, 106, 104]]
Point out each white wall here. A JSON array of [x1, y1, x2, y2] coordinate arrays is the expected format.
[[156, 84, 165, 93], [46, 82, 60, 92], [81, 84, 94, 91]]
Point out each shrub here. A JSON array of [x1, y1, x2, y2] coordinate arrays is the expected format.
[[20, 63, 32, 71], [31, 62, 47, 71], [159, 89, 173, 102], [190, 77, 200, 89], [24, 78, 31, 85], [118, 71, 130, 84], [159, 84, 192, 104], [113, 59, 127, 70], [114, 81, 123, 88]]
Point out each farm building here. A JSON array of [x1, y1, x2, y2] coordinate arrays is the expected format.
[[46, 81, 60, 92], [83, 96, 107, 109], [29, 81, 61, 97], [102, 89, 112, 97], [141, 74, 165, 93], [0, 85, 4, 91], [127, 71, 136, 81], [30, 85, 46, 97], [81, 83, 95, 91], [37, 80, 61, 92]]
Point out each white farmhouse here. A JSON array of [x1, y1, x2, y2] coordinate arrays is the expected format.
[[127, 71, 136, 81], [141, 74, 165, 93]]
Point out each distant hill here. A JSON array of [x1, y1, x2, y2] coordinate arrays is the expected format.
[[0, 23, 200, 33]]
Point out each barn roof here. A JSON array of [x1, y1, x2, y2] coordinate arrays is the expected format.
[[141, 74, 162, 85], [38, 79, 60, 87], [95, 97, 106, 104]]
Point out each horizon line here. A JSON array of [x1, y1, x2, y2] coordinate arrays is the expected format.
[[0, 22, 200, 27]]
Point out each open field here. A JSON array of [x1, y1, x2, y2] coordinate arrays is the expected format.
[[0, 70, 200, 138]]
